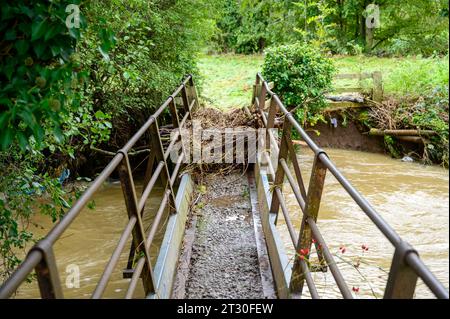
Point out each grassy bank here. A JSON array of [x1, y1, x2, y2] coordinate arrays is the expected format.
[[198, 53, 449, 109]]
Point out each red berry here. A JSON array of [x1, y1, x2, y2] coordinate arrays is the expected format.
[[312, 238, 317, 244], [352, 287, 359, 292], [299, 248, 310, 256]]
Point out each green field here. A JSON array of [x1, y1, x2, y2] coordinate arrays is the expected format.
[[198, 54, 449, 109]]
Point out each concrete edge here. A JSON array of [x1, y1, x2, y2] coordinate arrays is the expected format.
[[255, 162, 292, 299], [247, 170, 277, 299], [147, 174, 194, 299]]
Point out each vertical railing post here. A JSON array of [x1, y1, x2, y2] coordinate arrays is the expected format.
[[168, 97, 181, 129], [266, 97, 277, 149], [384, 242, 419, 299], [149, 120, 177, 215], [372, 71, 383, 103], [118, 153, 155, 295], [32, 241, 63, 299], [252, 74, 260, 106], [290, 152, 327, 295], [269, 119, 292, 224], [188, 76, 200, 111], [258, 82, 267, 112], [181, 84, 192, 121]]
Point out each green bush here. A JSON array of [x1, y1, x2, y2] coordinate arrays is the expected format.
[[262, 43, 335, 124]]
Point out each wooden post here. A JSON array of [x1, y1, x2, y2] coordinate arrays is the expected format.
[[290, 153, 327, 295], [270, 119, 292, 224], [149, 121, 177, 215], [189, 77, 200, 111], [33, 243, 63, 299], [372, 71, 383, 103]]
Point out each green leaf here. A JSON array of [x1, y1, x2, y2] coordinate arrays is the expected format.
[[17, 132, 29, 151], [33, 42, 46, 58], [94, 110, 106, 119], [98, 46, 110, 62], [5, 29, 16, 40], [0, 127, 14, 150], [15, 40, 29, 55], [31, 19, 47, 41], [44, 24, 61, 41], [68, 27, 80, 40]]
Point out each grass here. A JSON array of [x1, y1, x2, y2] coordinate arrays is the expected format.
[[197, 53, 449, 109], [332, 55, 449, 97], [197, 53, 263, 110]]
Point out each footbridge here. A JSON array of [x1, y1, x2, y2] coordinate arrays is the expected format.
[[0, 75, 448, 299]]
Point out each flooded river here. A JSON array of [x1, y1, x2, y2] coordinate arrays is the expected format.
[[10, 148, 449, 299], [277, 148, 449, 299], [14, 182, 167, 299]]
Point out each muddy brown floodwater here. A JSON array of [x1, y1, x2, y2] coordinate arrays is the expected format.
[[277, 147, 449, 299], [10, 149, 449, 299], [13, 182, 167, 299]]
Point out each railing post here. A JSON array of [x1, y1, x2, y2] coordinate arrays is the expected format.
[[168, 97, 181, 129], [181, 84, 192, 121], [269, 119, 292, 224], [149, 120, 177, 214], [290, 152, 327, 295], [118, 153, 155, 295], [384, 242, 419, 299], [266, 97, 277, 148], [188, 76, 200, 111], [252, 74, 260, 106], [32, 240, 63, 299], [372, 71, 383, 103], [258, 82, 267, 112]]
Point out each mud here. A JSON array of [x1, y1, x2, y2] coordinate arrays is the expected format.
[[307, 111, 386, 153]]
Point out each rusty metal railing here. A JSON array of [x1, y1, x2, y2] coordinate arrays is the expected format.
[[0, 75, 199, 299], [253, 73, 449, 299]]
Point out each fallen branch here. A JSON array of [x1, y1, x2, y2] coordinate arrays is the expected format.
[[369, 128, 436, 137], [90, 145, 151, 156]]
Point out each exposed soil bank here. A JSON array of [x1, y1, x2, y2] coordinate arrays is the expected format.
[[305, 110, 424, 158], [180, 172, 265, 299], [307, 120, 385, 153]]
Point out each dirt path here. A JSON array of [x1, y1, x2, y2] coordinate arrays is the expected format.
[[180, 172, 265, 299]]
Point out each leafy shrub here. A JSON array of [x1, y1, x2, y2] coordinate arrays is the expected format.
[[0, 0, 86, 151], [262, 43, 335, 124]]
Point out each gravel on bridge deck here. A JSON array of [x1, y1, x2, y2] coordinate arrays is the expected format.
[[175, 172, 266, 299]]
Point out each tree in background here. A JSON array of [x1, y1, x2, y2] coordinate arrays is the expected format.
[[0, 0, 220, 280], [213, 0, 449, 56]]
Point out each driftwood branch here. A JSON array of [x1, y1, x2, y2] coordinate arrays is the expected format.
[[369, 128, 436, 137], [90, 145, 151, 156]]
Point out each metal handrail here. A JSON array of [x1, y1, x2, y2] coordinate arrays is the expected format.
[[254, 72, 449, 299], [0, 75, 199, 299]]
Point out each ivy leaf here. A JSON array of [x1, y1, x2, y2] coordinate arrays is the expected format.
[[68, 27, 80, 40], [44, 24, 61, 41], [15, 40, 29, 55], [31, 19, 47, 41], [5, 29, 16, 40]]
